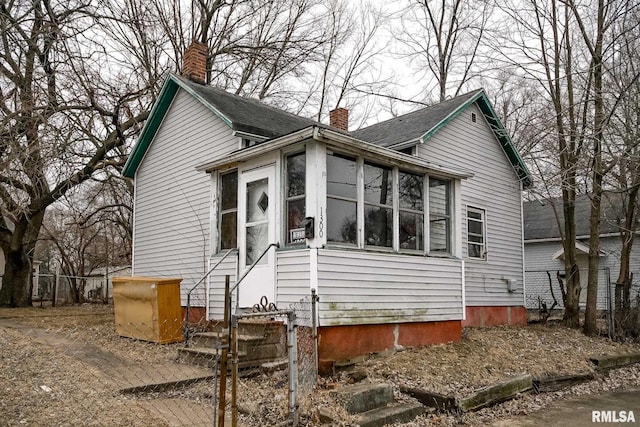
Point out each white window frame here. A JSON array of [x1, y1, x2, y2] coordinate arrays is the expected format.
[[325, 150, 455, 256], [467, 206, 487, 260]]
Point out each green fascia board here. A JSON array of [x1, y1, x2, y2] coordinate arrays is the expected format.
[[122, 74, 233, 178], [420, 91, 533, 189]]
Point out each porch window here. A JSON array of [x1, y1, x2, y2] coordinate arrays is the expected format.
[[219, 170, 238, 250], [399, 171, 424, 250], [364, 162, 393, 248], [326, 153, 357, 245], [285, 152, 306, 245], [325, 151, 455, 255], [467, 206, 486, 259], [429, 178, 451, 253]]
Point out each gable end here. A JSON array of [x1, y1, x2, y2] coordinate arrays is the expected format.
[[420, 91, 533, 189]]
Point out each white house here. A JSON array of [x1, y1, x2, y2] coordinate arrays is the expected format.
[[524, 194, 640, 311], [122, 43, 532, 362]]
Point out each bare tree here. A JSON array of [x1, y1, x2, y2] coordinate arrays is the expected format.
[[395, 0, 492, 102], [496, 0, 594, 327], [0, 1, 151, 306]]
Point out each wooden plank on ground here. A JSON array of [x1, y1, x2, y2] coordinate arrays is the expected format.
[[532, 372, 595, 393], [457, 374, 532, 412], [399, 386, 458, 412], [589, 353, 640, 370]]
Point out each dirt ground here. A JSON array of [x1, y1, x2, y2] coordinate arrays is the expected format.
[[1, 304, 640, 426]]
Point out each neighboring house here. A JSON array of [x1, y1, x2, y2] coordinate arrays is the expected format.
[[123, 43, 532, 362], [84, 266, 132, 300], [523, 194, 640, 311]]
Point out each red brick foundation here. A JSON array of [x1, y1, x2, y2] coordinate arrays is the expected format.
[[318, 320, 461, 365], [462, 306, 526, 327]]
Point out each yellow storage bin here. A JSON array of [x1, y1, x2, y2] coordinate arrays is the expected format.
[[112, 277, 183, 344]]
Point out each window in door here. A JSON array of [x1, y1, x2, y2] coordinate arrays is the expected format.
[[245, 178, 269, 265], [219, 170, 238, 250]]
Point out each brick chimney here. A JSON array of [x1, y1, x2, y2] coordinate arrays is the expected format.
[[329, 107, 349, 131], [182, 41, 208, 84]]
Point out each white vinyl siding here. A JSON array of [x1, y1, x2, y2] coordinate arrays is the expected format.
[[207, 250, 239, 319], [316, 249, 463, 325], [276, 249, 311, 307], [133, 89, 238, 305], [417, 104, 524, 306]]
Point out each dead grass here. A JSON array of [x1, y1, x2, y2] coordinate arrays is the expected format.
[[1, 304, 640, 426], [359, 323, 640, 397]]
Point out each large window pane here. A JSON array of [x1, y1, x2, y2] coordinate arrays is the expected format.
[[364, 205, 392, 247], [429, 178, 449, 216], [327, 153, 357, 199], [221, 171, 238, 211], [430, 218, 448, 252], [364, 163, 392, 205], [399, 172, 423, 210], [220, 212, 237, 249], [286, 152, 306, 245], [327, 198, 357, 244], [429, 178, 450, 253], [399, 171, 425, 251], [286, 153, 305, 197], [400, 211, 423, 250], [220, 171, 238, 250]]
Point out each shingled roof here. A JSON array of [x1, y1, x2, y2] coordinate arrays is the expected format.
[[524, 192, 629, 241], [123, 77, 532, 188], [352, 90, 482, 148], [175, 76, 318, 138]]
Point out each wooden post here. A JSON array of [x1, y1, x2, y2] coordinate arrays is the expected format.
[[231, 318, 238, 427], [217, 275, 230, 427]]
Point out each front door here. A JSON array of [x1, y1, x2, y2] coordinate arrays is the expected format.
[[238, 165, 276, 307]]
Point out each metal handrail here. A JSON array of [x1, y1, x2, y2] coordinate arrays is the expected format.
[[184, 248, 236, 343], [230, 242, 280, 294]]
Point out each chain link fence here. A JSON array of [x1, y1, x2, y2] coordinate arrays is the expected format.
[[525, 268, 640, 336], [0, 292, 319, 426]]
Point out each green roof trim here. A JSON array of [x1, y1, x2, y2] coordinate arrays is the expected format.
[[420, 90, 533, 189], [122, 75, 233, 178]]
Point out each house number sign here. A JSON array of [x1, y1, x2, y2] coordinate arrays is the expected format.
[[319, 207, 324, 238]]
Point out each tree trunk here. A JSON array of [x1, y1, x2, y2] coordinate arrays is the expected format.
[[563, 263, 581, 327], [583, 0, 606, 336], [0, 248, 33, 307]]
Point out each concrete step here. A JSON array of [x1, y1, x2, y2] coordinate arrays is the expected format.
[[354, 402, 425, 427], [208, 320, 285, 344], [187, 332, 286, 361], [177, 347, 285, 370], [190, 332, 263, 350], [334, 383, 394, 414]]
